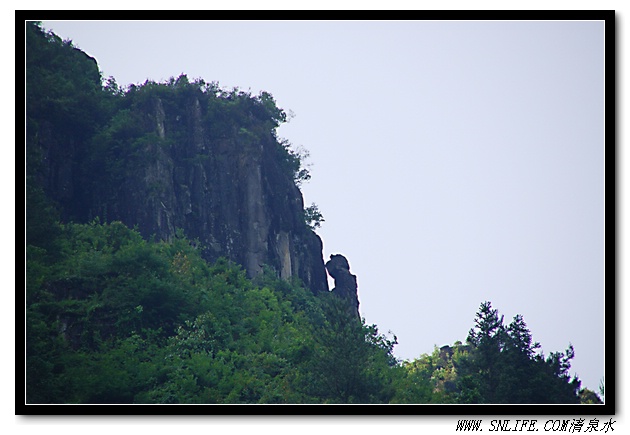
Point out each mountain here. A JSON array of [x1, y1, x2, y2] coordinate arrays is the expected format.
[[26, 21, 329, 296], [23, 21, 595, 406]]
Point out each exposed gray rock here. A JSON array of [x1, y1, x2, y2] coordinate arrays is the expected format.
[[134, 96, 326, 293], [38, 91, 328, 294], [325, 254, 360, 319]]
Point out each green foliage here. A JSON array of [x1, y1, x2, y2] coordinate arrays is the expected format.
[[459, 302, 582, 403], [579, 388, 604, 404], [26, 21, 105, 133], [25, 226, 595, 404], [304, 203, 325, 230], [392, 302, 588, 405], [302, 294, 399, 403], [277, 138, 312, 186], [26, 219, 399, 404], [25, 23, 596, 406], [391, 344, 474, 404], [466, 302, 582, 403]]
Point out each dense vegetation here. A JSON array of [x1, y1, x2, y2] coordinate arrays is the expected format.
[[24, 21, 602, 405], [26, 218, 601, 404], [26, 219, 398, 403]]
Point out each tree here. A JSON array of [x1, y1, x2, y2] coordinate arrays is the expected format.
[[579, 388, 603, 404], [304, 203, 324, 230], [304, 294, 398, 403], [462, 301, 582, 404], [465, 301, 506, 403], [505, 314, 541, 358]]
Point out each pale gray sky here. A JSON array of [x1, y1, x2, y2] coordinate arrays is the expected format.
[[40, 18, 606, 393]]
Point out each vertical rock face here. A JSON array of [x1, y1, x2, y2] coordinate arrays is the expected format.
[[26, 23, 330, 295], [36, 92, 327, 294], [325, 254, 360, 319], [92, 94, 329, 294]]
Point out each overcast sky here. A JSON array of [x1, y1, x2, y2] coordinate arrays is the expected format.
[[40, 17, 606, 393]]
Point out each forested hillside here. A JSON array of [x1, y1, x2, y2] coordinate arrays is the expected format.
[[24, 21, 601, 405]]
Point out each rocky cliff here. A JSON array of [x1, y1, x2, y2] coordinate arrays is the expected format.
[[26, 23, 329, 294], [48, 89, 327, 293], [88, 88, 328, 294]]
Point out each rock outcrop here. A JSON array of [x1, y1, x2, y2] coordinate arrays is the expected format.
[[27, 35, 329, 294], [90, 92, 329, 294], [325, 254, 360, 319]]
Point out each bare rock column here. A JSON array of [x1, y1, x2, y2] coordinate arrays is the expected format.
[[325, 254, 360, 319]]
